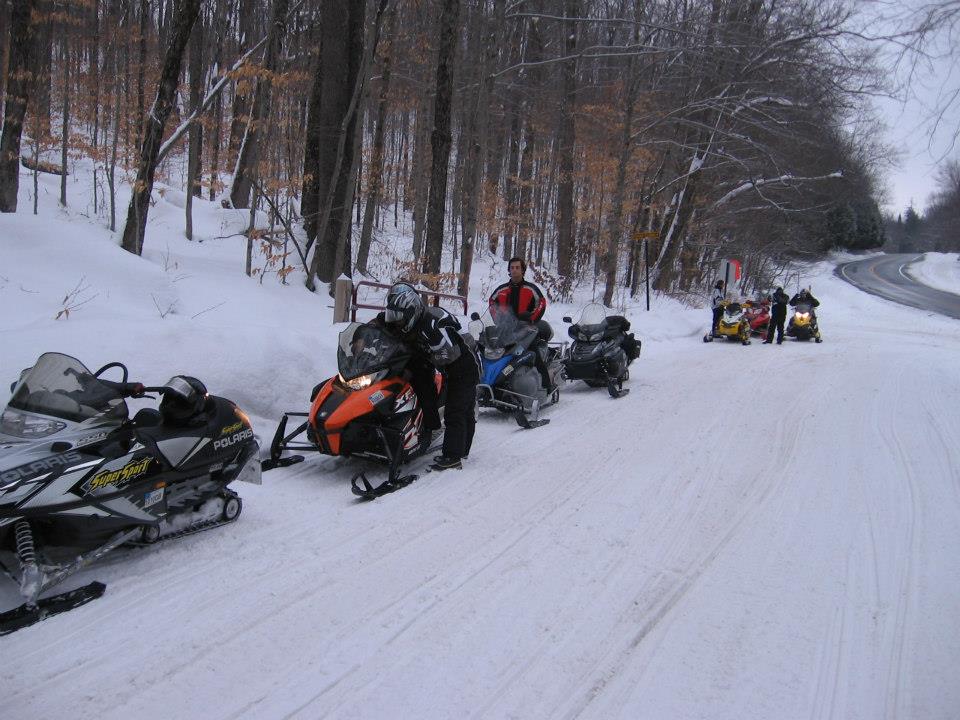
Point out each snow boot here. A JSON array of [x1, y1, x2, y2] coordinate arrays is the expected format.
[[430, 456, 462, 471]]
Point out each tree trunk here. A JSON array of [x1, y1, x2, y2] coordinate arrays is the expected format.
[[230, 0, 289, 209], [59, 29, 69, 206], [227, 0, 254, 167], [422, 0, 461, 281], [602, 84, 638, 307], [356, 5, 396, 275], [185, 16, 204, 239], [0, 0, 37, 212], [555, 0, 578, 289], [120, 0, 202, 254], [135, 0, 148, 145], [303, 0, 365, 286], [31, 0, 51, 137], [457, 0, 503, 296]]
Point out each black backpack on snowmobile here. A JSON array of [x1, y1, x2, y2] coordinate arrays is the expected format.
[[561, 303, 640, 398], [0, 352, 261, 635]]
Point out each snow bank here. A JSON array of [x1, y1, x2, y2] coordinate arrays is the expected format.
[[907, 252, 960, 295]]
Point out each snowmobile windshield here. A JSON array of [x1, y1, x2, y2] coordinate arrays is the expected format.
[[794, 303, 813, 314], [5, 352, 128, 425], [479, 307, 536, 351], [337, 323, 408, 380], [575, 303, 609, 340], [725, 303, 743, 315]]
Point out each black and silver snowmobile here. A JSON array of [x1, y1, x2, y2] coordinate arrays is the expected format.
[[561, 303, 640, 398], [0, 352, 260, 635]]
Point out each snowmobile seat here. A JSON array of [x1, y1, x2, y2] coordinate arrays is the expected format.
[[133, 408, 161, 428]]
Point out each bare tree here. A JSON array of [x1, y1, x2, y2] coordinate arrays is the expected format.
[[0, 0, 38, 212], [120, 0, 202, 254]]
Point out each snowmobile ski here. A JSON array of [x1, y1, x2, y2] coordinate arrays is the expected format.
[[607, 378, 630, 399], [261, 454, 305, 472], [0, 581, 106, 636], [515, 410, 550, 429], [351, 471, 419, 500]]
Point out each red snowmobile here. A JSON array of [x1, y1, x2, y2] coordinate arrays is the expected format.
[[742, 299, 771, 337]]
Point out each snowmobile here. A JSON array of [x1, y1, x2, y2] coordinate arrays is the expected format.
[[703, 301, 752, 345], [0, 352, 260, 635], [787, 302, 823, 342], [262, 322, 445, 500], [560, 303, 640, 398], [743, 299, 771, 337], [468, 307, 564, 428]]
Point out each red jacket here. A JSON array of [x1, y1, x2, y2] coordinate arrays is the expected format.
[[489, 280, 546, 322]]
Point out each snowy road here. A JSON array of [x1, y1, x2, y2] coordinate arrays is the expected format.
[[3, 264, 960, 719], [836, 253, 960, 319]]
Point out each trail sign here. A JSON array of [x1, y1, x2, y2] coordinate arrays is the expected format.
[[719, 259, 742, 292], [632, 230, 659, 241]]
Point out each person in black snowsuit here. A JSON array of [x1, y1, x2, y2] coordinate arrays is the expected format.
[[789, 288, 820, 309], [764, 287, 790, 344], [380, 283, 480, 471], [710, 279, 726, 336]]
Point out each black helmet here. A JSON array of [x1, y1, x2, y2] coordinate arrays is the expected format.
[[385, 282, 424, 333], [159, 375, 208, 425]]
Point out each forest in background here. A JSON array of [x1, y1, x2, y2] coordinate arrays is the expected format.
[[2, 0, 953, 305]]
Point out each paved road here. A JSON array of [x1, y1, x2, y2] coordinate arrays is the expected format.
[[836, 253, 960, 320]]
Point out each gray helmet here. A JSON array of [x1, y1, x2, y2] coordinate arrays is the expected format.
[[385, 283, 424, 333]]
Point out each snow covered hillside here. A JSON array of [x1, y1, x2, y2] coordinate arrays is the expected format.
[[909, 252, 960, 295], [2, 170, 960, 719]]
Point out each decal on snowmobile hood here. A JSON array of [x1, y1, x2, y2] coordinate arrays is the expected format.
[[84, 456, 152, 492], [1, 451, 84, 486]]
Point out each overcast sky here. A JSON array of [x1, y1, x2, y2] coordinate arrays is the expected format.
[[863, 0, 958, 217]]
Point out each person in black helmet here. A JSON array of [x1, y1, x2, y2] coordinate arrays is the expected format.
[[379, 282, 480, 471], [764, 286, 790, 344], [710, 280, 726, 336]]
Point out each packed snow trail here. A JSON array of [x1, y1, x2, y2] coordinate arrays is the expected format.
[[3, 259, 960, 719]]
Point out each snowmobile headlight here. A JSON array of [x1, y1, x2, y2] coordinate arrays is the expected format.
[[339, 369, 385, 391], [0, 409, 67, 439], [797, 312, 809, 320]]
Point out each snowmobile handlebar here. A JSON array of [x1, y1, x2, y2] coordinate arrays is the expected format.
[[62, 367, 145, 398]]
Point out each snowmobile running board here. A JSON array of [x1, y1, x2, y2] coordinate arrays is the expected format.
[[0, 581, 106, 635]]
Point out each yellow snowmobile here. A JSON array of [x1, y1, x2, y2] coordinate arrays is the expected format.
[[787, 302, 822, 342], [703, 301, 751, 345]]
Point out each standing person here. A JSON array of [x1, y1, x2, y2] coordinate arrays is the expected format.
[[489, 257, 553, 390], [488, 256, 547, 323], [381, 283, 479, 471], [710, 280, 726, 336], [764, 286, 790, 344]]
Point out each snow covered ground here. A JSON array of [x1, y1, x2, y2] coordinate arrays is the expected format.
[[908, 252, 960, 295], [2, 167, 960, 719]]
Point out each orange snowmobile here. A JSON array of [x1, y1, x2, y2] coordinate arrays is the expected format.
[[262, 322, 444, 498]]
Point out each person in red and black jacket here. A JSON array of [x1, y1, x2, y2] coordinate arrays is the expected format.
[[489, 257, 547, 322], [488, 257, 554, 390]]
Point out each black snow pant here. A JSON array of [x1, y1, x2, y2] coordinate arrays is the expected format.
[[441, 349, 480, 460], [766, 309, 786, 342], [621, 333, 640, 360], [711, 306, 723, 334], [409, 358, 441, 431]]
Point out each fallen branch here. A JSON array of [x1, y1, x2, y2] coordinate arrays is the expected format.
[[22, 156, 67, 176]]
